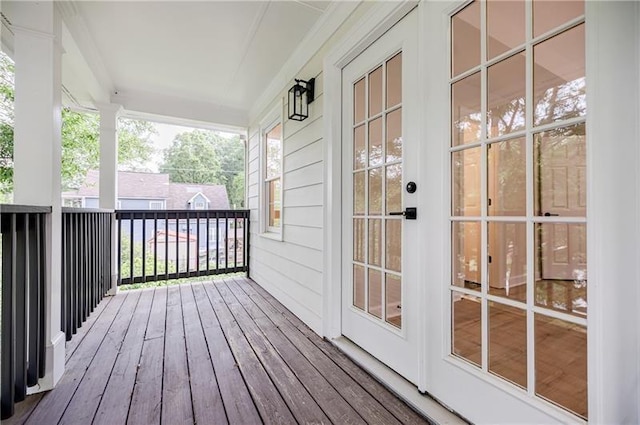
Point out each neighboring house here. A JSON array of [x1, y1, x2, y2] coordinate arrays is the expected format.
[[63, 170, 233, 265], [147, 230, 198, 271], [62, 170, 230, 210]]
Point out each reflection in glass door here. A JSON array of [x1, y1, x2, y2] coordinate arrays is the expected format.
[[450, 0, 587, 419], [352, 52, 404, 329]]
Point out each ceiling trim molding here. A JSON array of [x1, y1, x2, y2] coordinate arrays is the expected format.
[[248, 0, 361, 123], [56, 1, 114, 97]]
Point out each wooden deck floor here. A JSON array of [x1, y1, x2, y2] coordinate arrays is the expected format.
[[7, 277, 431, 425]]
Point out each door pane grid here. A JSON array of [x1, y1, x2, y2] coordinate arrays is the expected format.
[[352, 51, 403, 329], [450, 1, 586, 418]]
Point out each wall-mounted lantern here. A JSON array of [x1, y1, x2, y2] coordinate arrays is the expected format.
[[288, 78, 315, 121]]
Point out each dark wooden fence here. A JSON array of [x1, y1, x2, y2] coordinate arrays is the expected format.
[[116, 209, 250, 285], [1, 205, 50, 419], [61, 208, 114, 341]]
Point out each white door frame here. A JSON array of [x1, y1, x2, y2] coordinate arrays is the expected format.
[[322, 0, 423, 387]]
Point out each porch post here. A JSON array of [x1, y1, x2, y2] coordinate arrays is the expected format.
[[11, 2, 65, 390], [97, 103, 122, 296]]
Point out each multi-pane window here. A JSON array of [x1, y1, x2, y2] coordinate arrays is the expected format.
[[450, 0, 586, 419], [352, 52, 403, 329], [264, 123, 282, 230]]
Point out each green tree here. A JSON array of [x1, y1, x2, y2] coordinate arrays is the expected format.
[[160, 130, 245, 207], [0, 51, 157, 193]]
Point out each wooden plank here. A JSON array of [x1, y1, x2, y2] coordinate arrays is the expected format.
[[2, 393, 43, 425], [179, 284, 227, 425], [161, 285, 193, 425], [202, 282, 296, 425], [93, 288, 155, 425], [214, 281, 330, 424], [232, 277, 410, 425], [25, 292, 129, 425], [191, 283, 260, 425], [243, 277, 429, 425], [224, 279, 367, 425], [65, 294, 113, 362], [128, 286, 168, 425], [58, 290, 142, 425]]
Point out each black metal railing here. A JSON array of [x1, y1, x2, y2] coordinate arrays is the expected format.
[[1, 205, 50, 420], [116, 209, 250, 285], [61, 208, 113, 342]]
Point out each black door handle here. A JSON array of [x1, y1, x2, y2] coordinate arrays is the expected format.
[[389, 207, 417, 220], [543, 212, 559, 217]]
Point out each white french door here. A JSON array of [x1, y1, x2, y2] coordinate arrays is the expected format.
[[341, 11, 419, 383], [422, 0, 589, 423]]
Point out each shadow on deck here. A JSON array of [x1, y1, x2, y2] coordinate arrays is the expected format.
[[6, 277, 432, 425]]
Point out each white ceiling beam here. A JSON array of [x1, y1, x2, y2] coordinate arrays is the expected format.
[[112, 89, 249, 130]]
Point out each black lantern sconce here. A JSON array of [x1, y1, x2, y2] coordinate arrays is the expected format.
[[288, 78, 315, 121]]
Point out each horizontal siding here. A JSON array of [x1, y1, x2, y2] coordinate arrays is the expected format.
[[249, 266, 323, 335], [251, 234, 322, 271], [284, 183, 323, 208], [283, 206, 323, 228], [284, 161, 323, 190], [285, 140, 322, 173], [284, 225, 323, 251], [250, 245, 322, 294]]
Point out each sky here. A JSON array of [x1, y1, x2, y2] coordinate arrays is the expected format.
[[143, 121, 239, 173], [146, 122, 186, 172]]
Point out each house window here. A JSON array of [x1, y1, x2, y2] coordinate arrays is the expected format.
[[263, 120, 282, 233], [450, 0, 586, 419], [149, 201, 164, 210], [194, 201, 206, 210]]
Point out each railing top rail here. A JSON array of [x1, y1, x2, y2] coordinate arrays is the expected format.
[[115, 209, 250, 219], [0, 204, 52, 214], [116, 209, 250, 214], [62, 207, 115, 214]]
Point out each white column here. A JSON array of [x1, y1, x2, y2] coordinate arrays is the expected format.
[[10, 2, 65, 390], [97, 103, 122, 295]]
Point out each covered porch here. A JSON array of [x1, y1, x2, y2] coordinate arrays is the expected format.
[[5, 277, 442, 425]]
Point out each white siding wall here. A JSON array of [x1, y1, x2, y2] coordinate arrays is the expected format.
[[246, 3, 372, 335], [247, 74, 325, 333]]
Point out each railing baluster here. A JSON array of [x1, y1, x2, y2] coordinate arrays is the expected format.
[[186, 214, 190, 275], [234, 212, 238, 271], [175, 214, 179, 277], [215, 212, 220, 272], [142, 214, 146, 282], [28, 214, 41, 386], [1, 214, 16, 418], [206, 215, 210, 274], [129, 213, 134, 284], [153, 212, 158, 281], [165, 213, 169, 280], [196, 211, 200, 275]]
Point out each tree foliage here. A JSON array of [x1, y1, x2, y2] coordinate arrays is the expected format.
[[160, 130, 245, 208], [0, 50, 156, 193]]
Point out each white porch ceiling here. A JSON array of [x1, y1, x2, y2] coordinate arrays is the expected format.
[[59, 1, 333, 128]]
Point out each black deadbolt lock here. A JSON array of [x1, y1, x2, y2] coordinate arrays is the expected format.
[[406, 181, 417, 193]]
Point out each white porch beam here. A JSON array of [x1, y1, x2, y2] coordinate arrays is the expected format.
[[9, 1, 65, 391], [111, 89, 249, 129], [97, 103, 121, 296]]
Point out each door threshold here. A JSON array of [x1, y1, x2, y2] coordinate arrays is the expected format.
[[329, 336, 469, 425]]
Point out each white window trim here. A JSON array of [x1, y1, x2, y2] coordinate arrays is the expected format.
[[259, 101, 284, 240]]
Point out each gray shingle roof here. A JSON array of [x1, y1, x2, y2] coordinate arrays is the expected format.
[[67, 170, 229, 209]]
